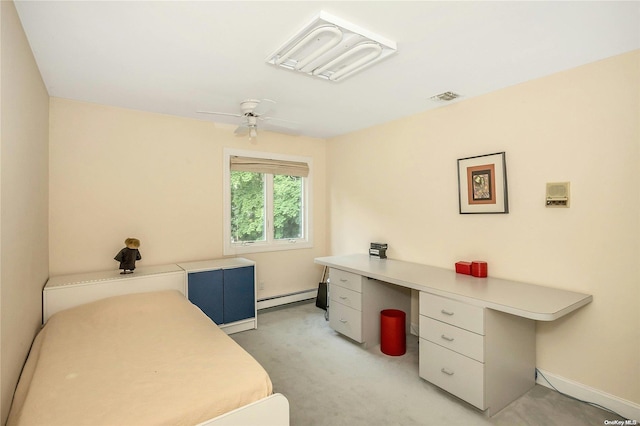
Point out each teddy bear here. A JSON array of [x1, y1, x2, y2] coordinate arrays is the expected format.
[[114, 238, 141, 274]]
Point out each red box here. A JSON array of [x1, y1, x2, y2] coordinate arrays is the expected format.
[[471, 261, 488, 277], [455, 261, 472, 275]]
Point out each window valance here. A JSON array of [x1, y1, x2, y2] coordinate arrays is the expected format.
[[230, 156, 309, 177]]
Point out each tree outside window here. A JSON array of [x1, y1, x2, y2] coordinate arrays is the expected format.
[[225, 150, 311, 254]]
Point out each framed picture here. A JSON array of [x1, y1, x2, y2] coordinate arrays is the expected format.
[[457, 152, 509, 214]]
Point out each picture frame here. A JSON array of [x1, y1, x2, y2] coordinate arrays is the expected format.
[[457, 152, 509, 214]]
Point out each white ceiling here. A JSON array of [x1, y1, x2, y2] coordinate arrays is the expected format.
[[14, 1, 640, 139]]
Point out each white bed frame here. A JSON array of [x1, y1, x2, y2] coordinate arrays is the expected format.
[[42, 264, 290, 426]]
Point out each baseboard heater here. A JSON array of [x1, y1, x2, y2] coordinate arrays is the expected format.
[[257, 288, 317, 310]]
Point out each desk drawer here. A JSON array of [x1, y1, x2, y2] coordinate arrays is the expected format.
[[420, 292, 484, 334], [330, 284, 362, 311], [419, 339, 485, 410], [419, 316, 484, 362], [330, 268, 362, 292], [329, 301, 362, 342]]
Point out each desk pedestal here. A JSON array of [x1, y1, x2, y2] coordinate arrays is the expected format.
[[419, 292, 535, 415]]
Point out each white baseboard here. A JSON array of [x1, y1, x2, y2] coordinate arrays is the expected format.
[[257, 289, 317, 310], [536, 369, 640, 421]]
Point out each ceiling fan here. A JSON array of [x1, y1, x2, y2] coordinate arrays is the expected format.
[[197, 99, 298, 139]]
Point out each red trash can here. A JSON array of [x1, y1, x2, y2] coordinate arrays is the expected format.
[[380, 309, 406, 356]]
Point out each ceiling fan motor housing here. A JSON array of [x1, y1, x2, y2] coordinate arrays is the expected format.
[[240, 99, 261, 115]]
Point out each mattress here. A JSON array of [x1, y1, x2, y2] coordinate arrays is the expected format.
[[7, 290, 272, 426]]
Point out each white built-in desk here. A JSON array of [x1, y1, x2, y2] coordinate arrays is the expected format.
[[314, 254, 592, 416]]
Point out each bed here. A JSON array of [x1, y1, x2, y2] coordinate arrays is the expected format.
[[7, 290, 289, 426]]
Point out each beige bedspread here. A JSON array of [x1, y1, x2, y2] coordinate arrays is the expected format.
[[8, 290, 272, 426]]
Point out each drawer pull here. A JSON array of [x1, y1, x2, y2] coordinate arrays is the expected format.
[[339, 296, 348, 300], [340, 278, 348, 282], [440, 368, 455, 376], [339, 318, 348, 323], [441, 309, 455, 316], [440, 334, 454, 342]]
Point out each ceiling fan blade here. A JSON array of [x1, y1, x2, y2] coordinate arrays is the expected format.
[[197, 110, 242, 118], [252, 99, 276, 116], [261, 116, 299, 130], [234, 124, 251, 136], [261, 116, 300, 135], [262, 123, 300, 136]]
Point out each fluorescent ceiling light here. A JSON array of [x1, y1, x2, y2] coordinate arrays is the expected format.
[[266, 11, 397, 82], [275, 25, 342, 69]]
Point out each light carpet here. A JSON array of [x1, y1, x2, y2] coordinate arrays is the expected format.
[[231, 301, 623, 426]]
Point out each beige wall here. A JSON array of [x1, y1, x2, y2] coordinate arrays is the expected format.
[[0, 1, 50, 423], [49, 99, 327, 299], [4, 3, 637, 414], [327, 51, 639, 403]]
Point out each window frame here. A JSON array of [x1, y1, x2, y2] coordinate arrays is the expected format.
[[223, 148, 313, 255]]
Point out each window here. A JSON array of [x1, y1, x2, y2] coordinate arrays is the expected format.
[[223, 149, 312, 254]]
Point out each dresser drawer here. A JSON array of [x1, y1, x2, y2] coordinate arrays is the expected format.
[[330, 268, 362, 292], [330, 284, 362, 311], [419, 339, 485, 410], [419, 316, 484, 362], [420, 292, 484, 335], [329, 301, 362, 342]]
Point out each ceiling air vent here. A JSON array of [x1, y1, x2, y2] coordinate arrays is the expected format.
[[429, 91, 462, 102], [266, 11, 397, 82]]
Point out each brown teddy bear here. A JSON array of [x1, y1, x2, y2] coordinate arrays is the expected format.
[[114, 238, 141, 274]]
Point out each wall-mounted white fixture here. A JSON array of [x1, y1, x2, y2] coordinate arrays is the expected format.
[[546, 182, 570, 208], [266, 11, 397, 82]]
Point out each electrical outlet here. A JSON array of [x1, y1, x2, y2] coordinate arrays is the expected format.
[[258, 281, 265, 291]]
